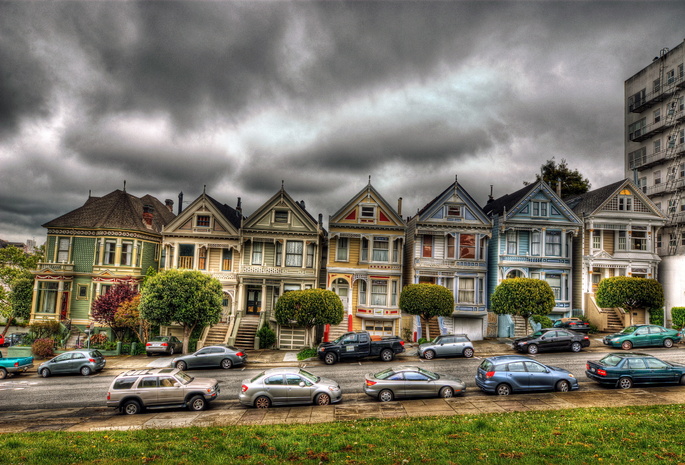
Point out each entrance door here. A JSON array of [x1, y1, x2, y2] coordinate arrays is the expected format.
[[246, 288, 261, 314], [332, 278, 349, 310]]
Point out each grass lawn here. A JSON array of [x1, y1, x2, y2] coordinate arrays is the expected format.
[[2, 404, 685, 464]]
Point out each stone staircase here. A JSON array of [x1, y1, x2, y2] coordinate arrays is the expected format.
[[604, 309, 624, 332], [422, 317, 441, 340], [202, 322, 230, 347], [234, 315, 260, 349], [513, 315, 529, 337], [327, 320, 349, 341], [64, 328, 88, 349]]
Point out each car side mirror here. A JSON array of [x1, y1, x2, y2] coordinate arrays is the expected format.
[[299, 381, 305, 388], [174, 382, 181, 387], [540, 336, 546, 340]]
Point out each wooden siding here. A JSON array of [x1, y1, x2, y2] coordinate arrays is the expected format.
[[208, 248, 221, 271], [603, 230, 615, 255]]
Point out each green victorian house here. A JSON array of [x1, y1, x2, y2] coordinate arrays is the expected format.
[[30, 189, 175, 333]]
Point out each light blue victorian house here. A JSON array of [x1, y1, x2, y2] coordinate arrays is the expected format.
[[482, 180, 582, 336]]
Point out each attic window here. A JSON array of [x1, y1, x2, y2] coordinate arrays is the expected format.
[[196, 215, 210, 227], [361, 206, 375, 219], [446, 205, 461, 217], [274, 210, 289, 223]]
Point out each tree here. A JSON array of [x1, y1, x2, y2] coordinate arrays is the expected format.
[[596, 277, 664, 319], [139, 269, 223, 354], [526, 158, 591, 198], [114, 295, 150, 344], [274, 288, 344, 346], [0, 245, 44, 337], [399, 284, 453, 341], [491, 278, 555, 322], [91, 281, 139, 341]]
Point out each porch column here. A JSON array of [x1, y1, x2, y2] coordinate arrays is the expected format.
[[261, 283, 267, 314], [55, 281, 65, 319], [173, 244, 179, 269]]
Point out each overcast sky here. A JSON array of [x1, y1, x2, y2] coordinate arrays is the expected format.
[[1, 1, 684, 243]]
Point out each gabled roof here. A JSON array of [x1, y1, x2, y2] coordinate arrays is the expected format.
[[206, 195, 242, 230], [163, 192, 243, 235], [329, 181, 405, 228], [242, 187, 323, 234], [564, 179, 665, 219], [414, 179, 490, 225], [482, 183, 536, 216], [42, 189, 175, 234]]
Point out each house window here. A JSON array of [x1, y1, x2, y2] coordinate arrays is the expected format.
[[371, 280, 387, 306], [361, 238, 369, 261], [618, 192, 632, 211], [446, 205, 461, 218], [336, 237, 348, 261], [222, 249, 232, 271], [654, 108, 661, 123], [653, 78, 661, 93], [545, 231, 561, 256], [121, 241, 133, 266], [275, 241, 282, 266], [457, 277, 475, 304], [391, 281, 398, 306], [592, 230, 601, 249], [657, 234, 662, 249], [629, 118, 646, 140], [285, 241, 303, 267], [179, 244, 194, 269], [546, 274, 562, 300], [104, 240, 116, 265], [422, 236, 433, 258], [628, 147, 646, 169], [531, 232, 541, 256], [507, 231, 517, 254], [372, 236, 389, 262], [667, 69, 675, 84], [196, 215, 210, 227], [363, 320, 394, 336], [57, 237, 70, 263], [532, 201, 547, 217], [306, 243, 315, 268], [274, 210, 288, 223], [359, 280, 367, 305], [446, 235, 456, 259], [100, 284, 112, 296], [37, 281, 58, 313], [198, 247, 207, 270], [631, 231, 646, 251], [392, 239, 400, 263], [361, 206, 375, 219], [670, 233, 678, 248], [251, 242, 263, 265], [629, 88, 646, 110], [76, 284, 88, 300], [638, 176, 647, 194], [654, 139, 661, 154], [460, 234, 476, 259], [654, 170, 662, 185], [617, 231, 627, 251]]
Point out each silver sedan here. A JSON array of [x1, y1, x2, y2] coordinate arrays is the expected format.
[[239, 367, 342, 408], [172, 345, 247, 370], [364, 366, 466, 402]]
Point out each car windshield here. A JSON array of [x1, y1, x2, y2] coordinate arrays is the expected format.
[[620, 326, 638, 334], [417, 368, 439, 380], [530, 330, 545, 337], [149, 336, 168, 342], [374, 368, 396, 380], [174, 371, 193, 385], [600, 355, 624, 367], [553, 321, 562, 326], [298, 369, 319, 383]]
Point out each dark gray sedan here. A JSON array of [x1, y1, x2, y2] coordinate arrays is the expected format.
[[239, 367, 342, 408], [145, 335, 183, 356], [364, 366, 466, 402], [172, 345, 247, 370], [38, 349, 106, 377]]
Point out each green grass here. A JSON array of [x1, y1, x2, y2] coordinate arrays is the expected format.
[[297, 347, 318, 360], [2, 404, 685, 464]]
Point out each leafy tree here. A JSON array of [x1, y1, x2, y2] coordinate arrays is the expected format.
[[114, 295, 150, 344], [491, 278, 555, 323], [595, 277, 664, 316], [274, 288, 344, 347], [139, 269, 223, 354], [91, 281, 138, 341], [0, 245, 43, 336], [399, 284, 453, 341], [526, 158, 591, 198]]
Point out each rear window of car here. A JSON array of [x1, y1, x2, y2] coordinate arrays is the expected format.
[[479, 360, 494, 371], [149, 336, 168, 342], [113, 377, 137, 390], [91, 350, 103, 358], [375, 368, 396, 380], [599, 355, 623, 367], [251, 372, 265, 383]]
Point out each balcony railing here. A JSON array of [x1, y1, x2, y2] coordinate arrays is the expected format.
[[241, 265, 316, 276], [178, 256, 193, 269], [36, 262, 74, 272]]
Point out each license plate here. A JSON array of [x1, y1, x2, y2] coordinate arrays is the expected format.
[[590, 367, 596, 373]]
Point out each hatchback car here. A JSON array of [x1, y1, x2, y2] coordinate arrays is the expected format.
[[38, 349, 106, 377], [364, 366, 465, 402], [553, 318, 591, 332], [106, 368, 220, 414], [239, 367, 342, 408], [475, 355, 579, 395], [586, 353, 685, 389], [513, 328, 590, 354], [418, 334, 474, 359], [602, 324, 682, 350], [146, 335, 183, 356], [172, 345, 247, 370]]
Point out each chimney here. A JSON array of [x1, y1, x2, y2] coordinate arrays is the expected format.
[[556, 177, 562, 197], [487, 185, 494, 204], [318, 213, 323, 226], [178, 192, 183, 215], [397, 197, 403, 216], [299, 200, 306, 209], [165, 199, 174, 212], [142, 204, 154, 227], [236, 197, 242, 215]]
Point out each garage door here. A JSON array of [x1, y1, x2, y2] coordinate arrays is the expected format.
[[278, 327, 307, 350], [443, 317, 484, 341]]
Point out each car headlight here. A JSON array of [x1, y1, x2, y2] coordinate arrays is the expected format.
[[568, 374, 575, 378], [610, 338, 620, 343], [518, 342, 527, 345], [328, 385, 341, 392]]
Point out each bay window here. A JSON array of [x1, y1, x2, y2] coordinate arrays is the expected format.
[[531, 232, 541, 256], [371, 280, 387, 306], [336, 237, 349, 261], [121, 241, 133, 266], [459, 234, 476, 259], [507, 231, 517, 254], [285, 241, 303, 267], [306, 243, 315, 268], [57, 237, 70, 263], [457, 278, 475, 304], [359, 280, 367, 305], [104, 240, 116, 265], [545, 231, 561, 256], [422, 235, 433, 258], [372, 237, 389, 262], [546, 274, 561, 300], [446, 234, 456, 259], [251, 242, 263, 265]]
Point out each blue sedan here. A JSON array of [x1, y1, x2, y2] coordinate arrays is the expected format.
[[475, 355, 579, 395]]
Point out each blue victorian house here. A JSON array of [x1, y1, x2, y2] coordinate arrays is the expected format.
[[483, 180, 582, 336]]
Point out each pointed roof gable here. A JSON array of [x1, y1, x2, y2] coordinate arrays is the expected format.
[[329, 182, 405, 230], [482, 183, 536, 217], [43, 189, 175, 234], [163, 192, 242, 235], [565, 179, 665, 218], [415, 180, 491, 226], [242, 187, 322, 234]]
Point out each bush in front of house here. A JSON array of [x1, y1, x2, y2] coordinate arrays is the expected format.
[[671, 307, 685, 329], [32, 338, 55, 359], [531, 315, 554, 329], [256, 325, 276, 349], [649, 307, 664, 326]]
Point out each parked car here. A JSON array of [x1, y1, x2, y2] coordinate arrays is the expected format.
[[418, 334, 474, 360], [586, 353, 685, 389], [364, 366, 466, 402], [172, 345, 247, 370], [145, 335, 183, 356], [602, 324, 682, 350], [475, 355, 579, 395], [38, 349, 106, 377], [107, 368, 220, 414], [553, 317, 591, 333], [0, 350, 33, 379], [239, 367, 342, 408], [2, 332, 27, 347], [317, 331, 405, 365], [513, 328, 590, 354]]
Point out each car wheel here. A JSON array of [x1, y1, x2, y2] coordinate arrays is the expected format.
[[378, 389, 394, 402], [463, 348, 475, 358], [175, 361, 187, 370], [496, 384, 512, 396], [324, 352, 337, 365], [527, 344, 539, 355], [570, 342, 582, 353], [380, 349, 394, 362], [80, 366, 92, 376], [555, 380, 571, 392], [315, 393, 331, 406], [169, 347, 174, 356], [40, 368, 50, 378], [122, 400, 141, 415], [618, 377, 633, 389], [0, 368, 7, 380], [621, 341, 633, 350], [664, 338, 674, 348], [255, 395, 271, 409], [188, 395, 207, 412], [146, 353, 152, 357], [423, 350, 435, 360], [439, 387, 454, 398], [220, 358, 233, 370], [680, 375, 685, 385]]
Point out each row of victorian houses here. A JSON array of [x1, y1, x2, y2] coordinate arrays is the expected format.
[[29, 176, 666, 350]]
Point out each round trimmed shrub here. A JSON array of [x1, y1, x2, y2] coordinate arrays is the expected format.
[[32, 338, 55, 359]]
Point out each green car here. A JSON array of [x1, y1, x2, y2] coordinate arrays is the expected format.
[[602, 324, 682, 350]]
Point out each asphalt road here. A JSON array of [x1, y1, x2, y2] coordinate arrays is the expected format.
[[3, 347, 685, 412]]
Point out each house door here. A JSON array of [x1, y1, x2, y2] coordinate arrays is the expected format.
[[246, 288, 261, 314], [332, 278, 349, 311]]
